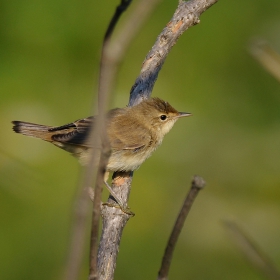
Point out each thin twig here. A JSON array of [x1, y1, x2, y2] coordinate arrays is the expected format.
[[250, 40, 280, 83], [62, 179, 93, 280], [89, 1, 133, 279], [223, 220, 280, 280], [63, 2, 132, 280], [104, 0, 132, 42], [89, 139, 111, 280], [106, 0, 164, 67], [157, 176, 206, 280]]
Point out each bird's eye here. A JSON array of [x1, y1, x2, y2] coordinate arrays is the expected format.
[[160, 115, 167, 121]]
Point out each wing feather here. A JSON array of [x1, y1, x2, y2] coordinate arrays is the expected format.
[[51, 117, 94, 147]]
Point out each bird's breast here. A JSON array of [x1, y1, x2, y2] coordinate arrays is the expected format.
[[107, 139, 161, 172]]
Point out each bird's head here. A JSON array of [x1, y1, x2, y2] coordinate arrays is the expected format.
[[134, 97, 191, 137]]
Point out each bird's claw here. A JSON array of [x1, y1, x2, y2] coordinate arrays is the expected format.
[[102, 202, 135, 216]]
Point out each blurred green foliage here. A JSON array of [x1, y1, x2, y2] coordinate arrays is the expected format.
[[1, 0, 280, 279]]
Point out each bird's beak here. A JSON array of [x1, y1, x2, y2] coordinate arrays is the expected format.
[[177, 112, 192, 118]]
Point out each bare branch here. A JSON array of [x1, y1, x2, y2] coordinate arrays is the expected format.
[[96, 0, 217, 278], [223, 220, 280, 280], [64, 0, 218, 279], [97, 172, 133, 280], [89, 1, 133, 279], [62, 186, 92, 280], [250, 40, 280, 83], [63, 2, 132, 280], [95, 0, 164, 278], [104, 0, 132, 42], [89, 141, 111, 280], [129, 0, 219, 106], [157, 176, 206, 280], [107, 0, 164, 66]]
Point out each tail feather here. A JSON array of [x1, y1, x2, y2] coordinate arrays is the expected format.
[[12, 121, 53, 141]]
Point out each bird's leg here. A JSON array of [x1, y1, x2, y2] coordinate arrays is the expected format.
[[103, 180, 125, 206], [102, 172, 134, 216]]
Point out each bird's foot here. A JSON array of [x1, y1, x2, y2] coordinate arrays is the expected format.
[[102, 201, 135, 216], [103, 180, 135, 216]]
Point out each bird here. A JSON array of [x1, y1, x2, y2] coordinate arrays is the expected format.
[[12, 97, 191, 212]]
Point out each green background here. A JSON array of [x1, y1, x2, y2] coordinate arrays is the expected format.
[[1, 0, 280, 279]]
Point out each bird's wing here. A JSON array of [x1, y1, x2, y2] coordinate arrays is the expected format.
[[52, 109, 153, 152], [107, 110, 152, 152], [50, 116, 95, 147]]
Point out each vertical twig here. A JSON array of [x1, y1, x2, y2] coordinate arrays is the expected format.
[[88, 140, 111, 280], [106, 0, 164, 67], [157, 176, 206, 280], [63, 2, 132, 280], [89, 1, 133, 279]]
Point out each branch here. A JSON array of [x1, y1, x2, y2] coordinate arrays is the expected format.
[[63, 2, 132, 280], [89, 1, 133, 279], [157, 176, 206, 280], [250, 40, 280, 84], [98, 172, 133, 279], [106, 0, 164, 67], [96, 0, 165, 279], [223, 220, 280, 280], [97, 0, 218, 278], [129, 0, 219, 106]]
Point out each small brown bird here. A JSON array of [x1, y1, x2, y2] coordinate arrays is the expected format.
[[12, 97, 191, 210]]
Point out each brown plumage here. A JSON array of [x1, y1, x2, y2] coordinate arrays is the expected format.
[[13, 98, 191, 212], [12, 98, 191, 172]]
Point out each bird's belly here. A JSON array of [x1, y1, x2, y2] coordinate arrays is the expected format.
[[107, 147, 156, 172]]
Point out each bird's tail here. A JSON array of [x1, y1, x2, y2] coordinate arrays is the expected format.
[[12, 121, 53, 142]]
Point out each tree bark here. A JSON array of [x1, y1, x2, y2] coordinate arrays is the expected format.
[[98, 172, 133, 280]]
